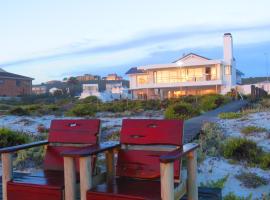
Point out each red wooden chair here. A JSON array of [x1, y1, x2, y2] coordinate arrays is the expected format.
[[63, 119, 199, 200], [0, 119, 101, 200]]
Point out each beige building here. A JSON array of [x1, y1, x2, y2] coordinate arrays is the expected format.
[[103, 74, 123, 81], [126, 33, 243, 99]]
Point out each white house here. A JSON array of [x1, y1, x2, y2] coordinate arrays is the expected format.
[[126, 33, 243, 100], [80, 83, 131, 101], [80, 84, 99, 99]]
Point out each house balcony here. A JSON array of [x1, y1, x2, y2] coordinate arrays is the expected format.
[[131, 75, 223, 90]]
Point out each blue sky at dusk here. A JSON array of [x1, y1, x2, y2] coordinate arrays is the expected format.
[[1, 0, 270, 84]]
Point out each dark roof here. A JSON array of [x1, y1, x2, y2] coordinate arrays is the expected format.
[[172, 53, 211, 63], [0, 71, 33, 80], [125, 67, 145, 75], [224, 33, 232, 36]]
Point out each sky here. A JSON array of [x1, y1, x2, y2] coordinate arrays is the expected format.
[[1, 0, 270, 84]]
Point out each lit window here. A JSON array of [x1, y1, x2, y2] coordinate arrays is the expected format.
[[225, 65, 231, 75], [137, 75, 148, 85]]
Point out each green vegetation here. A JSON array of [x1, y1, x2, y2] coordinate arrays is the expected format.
[[0, 94, 231, 118], [164, 94, 230, 120], [222, 137, 270, 169], [222, 138, 262, 164], [164, 102, 199, 120], [218, 112, 243, 119], [197, 122, 224, 162], [223, 192, 252, 200], [200, 175, 229, 189], [235, 172, 268, 188], [240, 126, 267, 134], [0, 127, 48, 169], [67, 103, 97, 117], [0, 128, 31, 147]]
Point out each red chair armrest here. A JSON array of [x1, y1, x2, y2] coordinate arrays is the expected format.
[[160, 143, 199, 163], [0, 140, 49, 154], [61, 142, 120, 157]]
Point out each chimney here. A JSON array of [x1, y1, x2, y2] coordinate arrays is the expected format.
[[223, 33, 233, 65]]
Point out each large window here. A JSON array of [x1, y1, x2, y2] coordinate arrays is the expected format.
[[137, 75, 148, 85], [0, 79, 4, 84]]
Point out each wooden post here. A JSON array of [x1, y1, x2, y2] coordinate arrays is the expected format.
[[79, 156, 92, 200], [64, 157, 76, 200], [187, 151, 198, 200], [105, 150, 114, 180], [160, 162, 174, 200], [1, 153, 13, 200]]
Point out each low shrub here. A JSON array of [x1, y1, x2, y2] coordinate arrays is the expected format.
[[223, 192, 252, 200], [259, 153, 270, 169], [260, 98, 270, 108], [197, 123, 224, 162], [199, 94, 230, 112], [164, 102, 199, 120], [80, 96, 101, 104], [240, 126, 267, 134], [218, 112, 243, 119], [235, 172, 268, 188], [67, 103, 97, 116], [200, 174, 229, 189], [0, 128, 31, 147], [222, 138, 262, 165], [9, 107, 30, 116], [14, 146, 46, 169]]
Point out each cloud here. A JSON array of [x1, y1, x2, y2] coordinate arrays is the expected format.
[[1, 23, 270, 68]]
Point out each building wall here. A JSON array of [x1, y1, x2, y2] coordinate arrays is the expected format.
[[132, 85, 221, 100], [0, 79, 32, 96], [32, 86, 47, 95]]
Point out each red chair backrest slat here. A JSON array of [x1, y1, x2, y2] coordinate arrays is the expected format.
[[117, 119, 183, 179], [116, 149, 180, 179], [48, 119, 100, 144], [120, 119, 183, 146], [44, 119, 100, 171]]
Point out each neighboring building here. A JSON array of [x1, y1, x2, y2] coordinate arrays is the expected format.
[[76, 74, 100, 82], [126, 33, 243, 99], [80, 82, 131, 101], [106, 82, 131, 99], [80, 84, 99, 99], [237, 81, 270, 95], [49, 87, 63, 95], [32, 85, 47, 95], [46, 80, 62, 85], [0, 68, 33, 96], [103, 73, 123, 81]]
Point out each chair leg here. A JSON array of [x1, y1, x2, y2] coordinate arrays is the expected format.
[[1, 153, 12, 200], [187, 151, 198, 200], [79, 156, 92, 200], [160, 162, 174, 200], [105, 150, 114, 180], [64, 157, 76, 200]]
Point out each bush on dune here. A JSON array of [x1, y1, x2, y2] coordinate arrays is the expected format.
[[164, 102, 200, 120], [67, 103, 97, 116], [0, 128, 31, 147]]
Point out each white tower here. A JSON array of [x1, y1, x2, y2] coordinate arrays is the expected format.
[[222, 33, 237, 94], [223, 33, 233, 65]]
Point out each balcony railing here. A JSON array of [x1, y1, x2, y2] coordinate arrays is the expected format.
[[154, 75, 218, 84]]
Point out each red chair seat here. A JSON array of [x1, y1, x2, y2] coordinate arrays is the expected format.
[[7, 170, 72, 200], [87, 177, 178, 200]]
